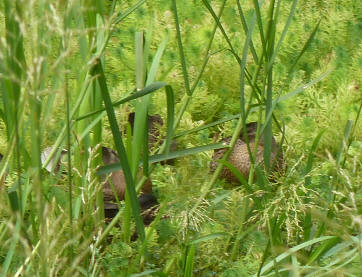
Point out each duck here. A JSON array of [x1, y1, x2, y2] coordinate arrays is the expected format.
[[41, 146, 157, 225], [127, 112, 177, 164], [210, 122, 283, 184], [100, 146, 157, 224], [127, 112, 164, 150]]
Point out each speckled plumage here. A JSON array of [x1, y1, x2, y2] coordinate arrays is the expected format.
[[210, 122, 283, 184]]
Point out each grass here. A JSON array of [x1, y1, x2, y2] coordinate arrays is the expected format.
[[0, 0, 361, 276]]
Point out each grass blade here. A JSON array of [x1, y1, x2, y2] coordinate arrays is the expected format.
[[164, 86, 175, 154], [267, 0, 298, 72], [146, 34, 169, 86], [113, 0, 147, 25], [97, 142, 226, 175], [171, 0, 191, 96], [254, 236, 336, 276], [189, 233, 229, 245], [93, 60, 145, 241], [183, 245, 195, 277], [1, 219, 21, 276], [236, 0, 259, 63], [75, 82, 166, 121], [201, 0, 237, 58]]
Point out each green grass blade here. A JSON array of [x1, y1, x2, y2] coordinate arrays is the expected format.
[[307, 237, 341, 265], [171, 0, 191, 96], [183, 245, 195, 277], [277, 69, 333, 103], [236, 0, 259, 63], [143, 142, 225, 164], [113, 0, 147, 25], [146, 34, 169, 86], [136, 32, 145, 89], [164, 86, 175, 154], [252, 0, 266, 52], [267, 0, 298, 72], [143, 16, 154, 79], [190, 0, 226, 94], [1, 219, 21, 276], [189, 232, 229, 245], [290, 19, 321, 71], [216, 159, 252, 193], [174, 114, 241, 138], [254, 236, 336, 276], [304, 130, 325, 185], [302, 130, 325, 242], [201, 0, 237, 58], [97, 143, 226, 175], [75, 82, 166, 121], [93, 60, 145, 241], [336, 120, 353, 166], [263, 15, 275, 172]]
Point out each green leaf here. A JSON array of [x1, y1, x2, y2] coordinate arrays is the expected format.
[[171, 0, 191, 96], [307, 237, 341, 265], [183, 245, 195, 277], [97, 143, 226, 175], [254, 236, 336, 276], [189, 232, 229, 245], [164, 86, 175, 155], [75, 82, 166, 121], [93, 60, 145, 241], [113, 0, 147, 25]]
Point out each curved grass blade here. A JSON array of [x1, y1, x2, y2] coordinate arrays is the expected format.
[[146, 34, 169, 86], [216, 159, 252, 193], [130, 270, 169, 277], [276, 69, 333, 103], [307, 237, 341, 265], [254, 236, 336, 276], [174, 114, 241, 138], [189, 232, 229, 245], [75, 82, 166, 121]]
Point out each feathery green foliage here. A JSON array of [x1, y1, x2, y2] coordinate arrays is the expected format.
[[0, 0, 360, 276]]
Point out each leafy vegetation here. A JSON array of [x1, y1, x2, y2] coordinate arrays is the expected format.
[[0, 0, 361, 276]]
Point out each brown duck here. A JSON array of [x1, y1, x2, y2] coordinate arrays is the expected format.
[[210, 122, 283, 183], [127, 112, 164, 150], [127, 112, 177, 164], [100, 146, 156, 222], [41, 146, 157, 224]]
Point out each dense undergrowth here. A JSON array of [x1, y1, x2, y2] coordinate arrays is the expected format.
[[0, 0, 361, 276]]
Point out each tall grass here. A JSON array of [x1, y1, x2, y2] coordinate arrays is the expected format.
[[0, 0, 360, 276]]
